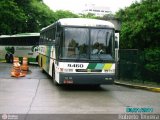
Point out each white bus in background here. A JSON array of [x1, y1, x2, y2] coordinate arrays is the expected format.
[[0, 33, 40, 63], [39, 18, 118, 85]]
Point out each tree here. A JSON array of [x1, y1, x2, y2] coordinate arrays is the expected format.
[[54, 10, 78, 19], [115, 0, 160, 81], [26, 0, 56, 32], [116, 0, 160, 50], [0, 0, 79, 34], [0, 0, 27, 34], [80, 13, 98, 19]]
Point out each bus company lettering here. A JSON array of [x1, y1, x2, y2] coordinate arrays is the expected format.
[[68, 64, 84, 68]]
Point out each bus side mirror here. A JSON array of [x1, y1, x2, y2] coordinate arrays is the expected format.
[[115, 33, 119, 49]]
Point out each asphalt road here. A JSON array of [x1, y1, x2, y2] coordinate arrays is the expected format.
[[0, 62, 160, 119]]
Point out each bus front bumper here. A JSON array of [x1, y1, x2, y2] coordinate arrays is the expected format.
[[59, 73, 115, 85]]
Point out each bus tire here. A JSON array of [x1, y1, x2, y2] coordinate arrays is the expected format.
[[38, 56, 40, 66], [52, 64, 58, 86], [5, 54, 10, 63], [9, 55, 13, 63]]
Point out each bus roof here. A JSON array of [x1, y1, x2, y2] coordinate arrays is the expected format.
[[41, 18, 115, 31], [0, 33, 40, 38], [59, 18, 114, 27]]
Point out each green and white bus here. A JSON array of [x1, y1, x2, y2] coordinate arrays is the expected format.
[[0, 33, 40, 63], [38, 18, 118, 85]]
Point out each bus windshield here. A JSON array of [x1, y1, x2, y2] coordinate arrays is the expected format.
[[60, 27, 114, 61]]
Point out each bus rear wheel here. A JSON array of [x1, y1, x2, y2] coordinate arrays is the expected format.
[[5, 54, 10, 63], [9, 55, 13, 63], [5, 54, 13, 63]]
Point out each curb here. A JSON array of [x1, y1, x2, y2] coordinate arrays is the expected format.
[[114, 81, 160, 92]]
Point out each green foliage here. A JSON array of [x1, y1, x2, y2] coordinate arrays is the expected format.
[[80, 13, 98, 19], [0, 0, 27, 34], [28, 0, 56, 31], [143, 47, 160, 73], [115, 0, 160, 81], [116, 0, 160, 50], [55, 10, 78, 19], [0, 0, 79, 35]]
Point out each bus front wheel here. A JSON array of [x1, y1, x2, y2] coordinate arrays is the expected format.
[[52, 64, 58, 86], [41, 58, 45, 73]]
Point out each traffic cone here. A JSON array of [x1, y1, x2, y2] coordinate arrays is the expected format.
[[11, 57, 21, 77], [21, 57, 29, 71], [14, 65, 21, 77]]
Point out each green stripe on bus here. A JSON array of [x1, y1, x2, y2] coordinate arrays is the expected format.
[[87, 63, 97, 69], [87, 63, 113, 70]]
